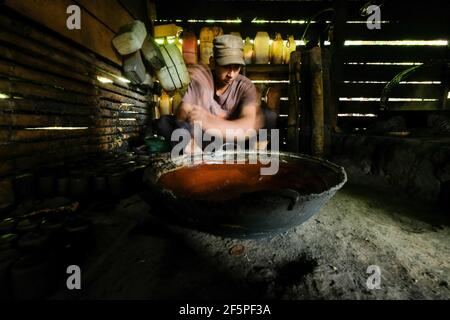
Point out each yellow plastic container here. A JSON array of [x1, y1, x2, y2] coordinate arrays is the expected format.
[[254, 32, 270, 64], [284, 35, 296, 64], [173, 36, 182, 53], [154, 24, 183, 38], [159, 91, 172, 116], [199, 26, 224, 65], [271, 33, 284, 64], [172, 90, 183, 115], [243, 37, 254, 65]]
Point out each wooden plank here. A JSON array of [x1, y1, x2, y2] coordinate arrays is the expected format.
[[342, 46, 447, 62], [0, 142, 124, 177], [344, 22, 450, 41], [0, 30, 94, 76], [341, 64, 444, 81], [0, 44, 94, 85], [337, 117, 378, 132], [244, 65, 289, 73], [339, 101, 442, 113], [98, 89, 149, 108], [155, 1, 329, 21], [0, 99, 93, 116], [0, 13, 145, 95], [246, 73, 290, 81], [0, 132, 140, 159], [0, 126, 142, 142], [98, 82, 148, 102], [0, 58, 97, 96], [97, 100, 151, 115], [3, 0, 122, 65], [0, 79, 98, 105], [74, 0, 134, 33], [0, 114, 95, 127], [0, 11, 96, 66], [340, 83, 443, 99]]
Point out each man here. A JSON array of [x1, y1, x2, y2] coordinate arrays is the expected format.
[[156, 34, 265, 153]]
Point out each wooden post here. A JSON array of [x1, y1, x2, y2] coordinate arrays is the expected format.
[[299, 48, 312, 155], [322, 48, 332, 156], [310, 47, 325, 157], [330, 0, 348, 132], [287, 51, 301, 152]]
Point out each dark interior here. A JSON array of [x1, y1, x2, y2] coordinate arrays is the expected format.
[[0, 0, 449, 302]]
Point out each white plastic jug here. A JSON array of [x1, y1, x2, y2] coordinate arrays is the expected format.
[[271, 33, 284, 64], [156, 43, 191, 92], [141, 35, 165, 71], [112, 20, 147, 56], [254, 32, 270, 64]]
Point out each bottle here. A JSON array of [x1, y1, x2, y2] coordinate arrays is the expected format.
[[271, 33, 284, 64], [254, 32, 270, 64]]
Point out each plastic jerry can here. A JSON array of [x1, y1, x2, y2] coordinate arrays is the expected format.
[[123, 51, 146, 84], [112, 20, 147, 55], [141, 35, 165, 71], [284, 35, 297, 64], [154, 24, 183, 38], [174, 36, 183, 53], [243, 37, 254, 65], [159, 91, 172, 116], [156, 43, 191, 92], [172, 90, 183, 114], [182, 31, 198, 65], [254, 32, 270, 64], [271, 33, 284, 64]]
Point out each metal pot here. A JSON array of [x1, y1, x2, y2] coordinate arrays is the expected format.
[[142, 151, 347, 239]]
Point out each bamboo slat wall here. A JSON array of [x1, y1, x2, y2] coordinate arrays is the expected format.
[[0, 10, 152, 178]]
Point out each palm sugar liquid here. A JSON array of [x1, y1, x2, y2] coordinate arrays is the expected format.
[[157, 162, 334, 202]]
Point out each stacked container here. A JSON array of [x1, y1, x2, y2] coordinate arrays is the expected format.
[[254, 32, 270, 64]]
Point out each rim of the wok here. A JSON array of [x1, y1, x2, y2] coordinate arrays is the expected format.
[[144, 150, 348, 200]]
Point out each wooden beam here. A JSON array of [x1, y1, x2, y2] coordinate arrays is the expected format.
[[3, 0, 123, 65]]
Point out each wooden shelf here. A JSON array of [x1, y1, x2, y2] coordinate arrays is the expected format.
[[243, 64, 289, 73]]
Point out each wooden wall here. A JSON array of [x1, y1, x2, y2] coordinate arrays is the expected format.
[[155, 0, 449, 134], [0, 7, 152, 179]]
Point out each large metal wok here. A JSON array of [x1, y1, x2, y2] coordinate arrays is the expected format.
[[141, 151, 347, 238]]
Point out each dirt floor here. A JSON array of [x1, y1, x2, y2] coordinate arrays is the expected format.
[[56, 183, 450, 300]]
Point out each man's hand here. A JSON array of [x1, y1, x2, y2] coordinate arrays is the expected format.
[[188, 105, 211, 125]]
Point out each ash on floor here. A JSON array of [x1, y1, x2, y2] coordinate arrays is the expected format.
[[67, 184, 450, 300]]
